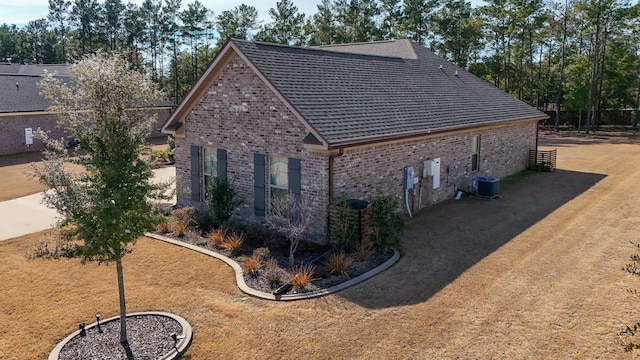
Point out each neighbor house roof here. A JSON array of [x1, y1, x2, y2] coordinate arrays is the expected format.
[[163, 39, 547, 148], [0, 64, 70, 113], [0, 63, 173, 114]]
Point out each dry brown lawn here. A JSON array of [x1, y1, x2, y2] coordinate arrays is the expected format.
[[0, 152, 48, 201], [1, 131, 640, 359]]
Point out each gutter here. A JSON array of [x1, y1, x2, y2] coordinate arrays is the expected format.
[[326, 116, 548, 150]]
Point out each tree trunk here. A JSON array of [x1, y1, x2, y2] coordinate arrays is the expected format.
[[554, 0, 568, 132], [116, 257, 134, 359]]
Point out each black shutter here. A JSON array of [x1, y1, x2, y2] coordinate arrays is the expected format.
[[288, 158, 301, 198], [254, 153, 266, 216], [190, 145, 201, 201], [217, 149, 228, 180]]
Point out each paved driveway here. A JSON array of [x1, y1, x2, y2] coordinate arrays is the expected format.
[[0, 166, 175, 241]]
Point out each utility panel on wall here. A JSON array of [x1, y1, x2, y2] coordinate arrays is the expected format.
[[424, 158, 441, 189], [25, 128, 33, 145]]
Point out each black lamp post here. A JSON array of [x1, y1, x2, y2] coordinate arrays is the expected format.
[[79, 323, 86, 337], [95, 312, 103, 333]]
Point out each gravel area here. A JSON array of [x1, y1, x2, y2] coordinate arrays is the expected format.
[[58, 314, 182, 360]]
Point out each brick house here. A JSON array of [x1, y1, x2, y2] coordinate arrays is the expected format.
[[161, 39, 548, 240], [0, 63, 172, 155]]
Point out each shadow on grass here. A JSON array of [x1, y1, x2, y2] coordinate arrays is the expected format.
[[336, 169, 606, 309]]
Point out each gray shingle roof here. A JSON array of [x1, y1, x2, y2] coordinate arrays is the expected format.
[[1, 64, 172, 113], [315, 39, 418, 59], [0, 64, 70, 113], [0, 74, 55, 113], [231, 39, 547, 146]]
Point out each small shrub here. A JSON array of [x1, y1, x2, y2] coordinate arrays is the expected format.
[[291, 264, 316, 288], [353, 239, 376, 262], [195, 238, 208, 246], [172, 221, 186, 237], [264, 258, 290, 287], [152, 149, 169, 164], [330, 193, 359, 250], [323, 251, 353, 276], [221, 230, 245, 254], [171, 206, 197, 227], [252, 247, 270, 262], [205, 177, 242, 227], [242, 256, 262, 275], [207, 228, 226, 246], [156, 221, 170, 234], [370, 195, 404, 249]]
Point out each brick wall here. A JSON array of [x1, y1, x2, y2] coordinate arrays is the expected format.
[[0, 109, 171, 156], [333, 121, 537, 212], [0, 113, 67, 155], [173, 54, 330, 238], [173, 52, 538, 241]]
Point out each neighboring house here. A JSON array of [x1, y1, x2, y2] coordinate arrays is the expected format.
[[161, 38, 548, 240], [0, 63, 172, 155]]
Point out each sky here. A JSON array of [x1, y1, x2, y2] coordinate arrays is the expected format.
[[0, 0, 485, 28]]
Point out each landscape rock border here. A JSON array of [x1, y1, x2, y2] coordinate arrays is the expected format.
[[145, 232, 401, 300], [48, 312, 192, 360]]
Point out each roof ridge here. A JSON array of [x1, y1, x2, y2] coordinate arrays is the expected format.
[[316, 39, 409, 48], [232, 38, 409, 61]]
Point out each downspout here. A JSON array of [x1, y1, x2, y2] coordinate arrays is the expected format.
[[328, 148, 344, 200], [327, 148, 345, 233], [535, 120, 539, 155]]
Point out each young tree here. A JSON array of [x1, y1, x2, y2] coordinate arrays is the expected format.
[[33, 53, 168, 356], [266, 192, 315, 267]]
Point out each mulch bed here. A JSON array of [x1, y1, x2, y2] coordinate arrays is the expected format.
[[58, 314, 181, 360], [157, 221, 394, 295]]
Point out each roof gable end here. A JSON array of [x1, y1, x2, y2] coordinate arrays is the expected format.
[[161, 39, 329, 149]]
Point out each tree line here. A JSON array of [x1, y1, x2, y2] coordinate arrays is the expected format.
[[1, 0, 640, 130]]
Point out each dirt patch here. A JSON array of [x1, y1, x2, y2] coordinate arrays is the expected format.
[[1, 131, 640, 359]]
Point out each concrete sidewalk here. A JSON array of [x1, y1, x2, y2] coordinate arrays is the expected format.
[[0, 166, 176, 241]]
